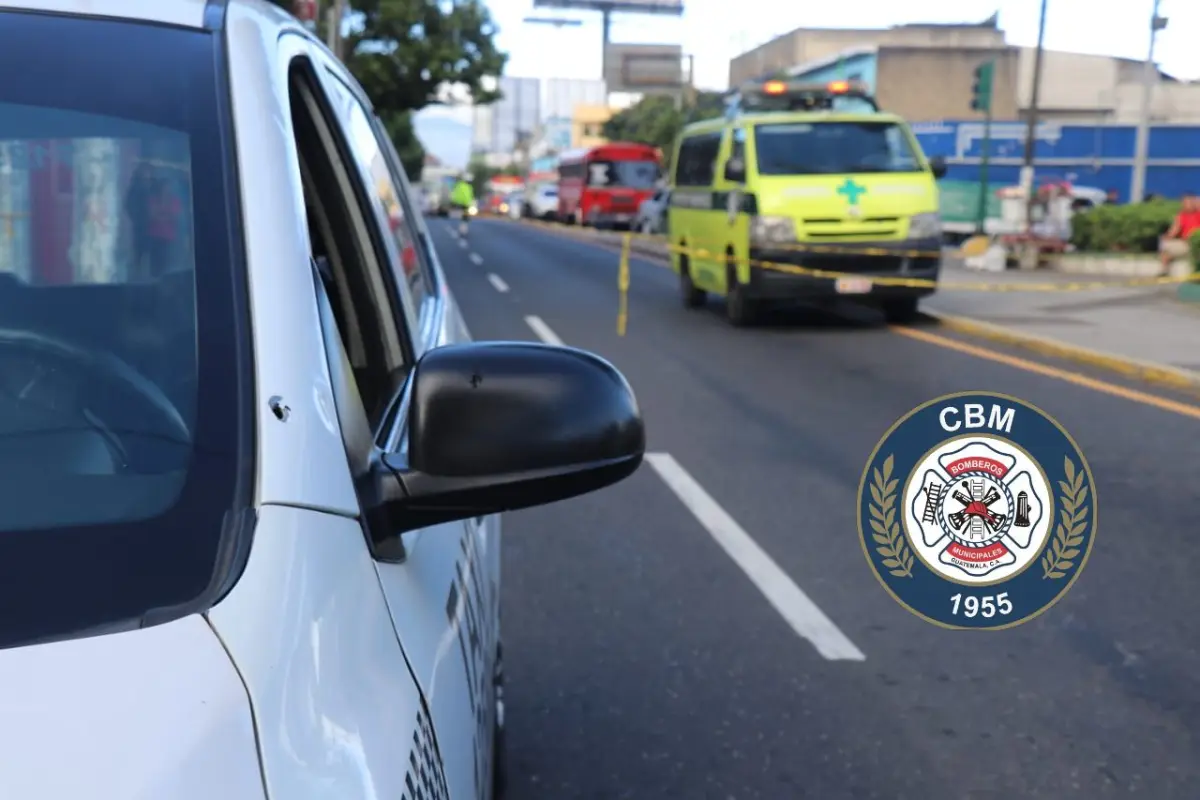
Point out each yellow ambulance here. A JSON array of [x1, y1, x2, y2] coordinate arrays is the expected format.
[[666, 78, 948, 326]]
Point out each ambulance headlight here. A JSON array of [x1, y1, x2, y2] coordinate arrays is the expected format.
[[908, 212, 942, 240], [750, 216, 796, 245]]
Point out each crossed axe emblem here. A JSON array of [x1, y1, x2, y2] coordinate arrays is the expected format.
[[947, 480, 1007, 535]]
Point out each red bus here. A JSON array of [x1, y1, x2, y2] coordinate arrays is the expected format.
[[557, 142, 661, 229]]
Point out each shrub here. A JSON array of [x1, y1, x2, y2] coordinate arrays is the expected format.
[[1069, 199, 1181, 253], [1190, 229, 1200, 271]]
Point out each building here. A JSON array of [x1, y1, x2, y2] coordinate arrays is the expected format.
[[543, 78, 608, 121], [471, 76, 541, 155], [733, 17, 1200, 125], [730, 18, 1004, 88], [571, 104, 618, 148], [529, 116, 573, 159]]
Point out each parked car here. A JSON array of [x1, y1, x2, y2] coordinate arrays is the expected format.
[[635, 187, 671, 234], [525, 184, 560, 221], [0, 3, 646, 799]]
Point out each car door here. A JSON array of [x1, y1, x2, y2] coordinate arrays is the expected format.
[[315, 58, 499, 800]]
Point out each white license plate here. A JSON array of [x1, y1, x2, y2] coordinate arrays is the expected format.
[[835, 278, 873, 294]]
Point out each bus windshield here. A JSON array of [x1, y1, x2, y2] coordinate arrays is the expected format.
[[586, 159, 659, 189], [753, 121, 923, 176]]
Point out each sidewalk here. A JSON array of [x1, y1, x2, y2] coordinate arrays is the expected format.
[[926, 263, 1200, 387]]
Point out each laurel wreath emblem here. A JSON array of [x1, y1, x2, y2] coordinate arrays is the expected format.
[[1041, 456, 1089, 580], [867, 454, 914, 578]]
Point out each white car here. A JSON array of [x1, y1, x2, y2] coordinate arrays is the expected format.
[[0, 3, 645, 800], [525, 184, 559, 221]]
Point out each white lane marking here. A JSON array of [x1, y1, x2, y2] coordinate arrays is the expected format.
[[644, 452, 866, 662], [459, 239, 468, 249], [488, 273, 509, 293], [524, 315, 563, 345], [470, 252, 484, 266]]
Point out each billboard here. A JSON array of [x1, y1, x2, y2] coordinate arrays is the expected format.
[[533, 0, 682, 14], [604, 43, 685, 93]]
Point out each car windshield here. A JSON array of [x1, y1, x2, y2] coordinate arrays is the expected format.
[[587, 159, 660, 189], [753, 121, 924, 176], [0, 11, 244, 647]]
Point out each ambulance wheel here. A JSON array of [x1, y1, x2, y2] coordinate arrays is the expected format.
[[725, 258, 757, 327], [882, 297, 919, 324], [679, 254, 705, 309]]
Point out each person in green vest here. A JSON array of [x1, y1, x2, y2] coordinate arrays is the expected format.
[[450, 173, 475, 235]]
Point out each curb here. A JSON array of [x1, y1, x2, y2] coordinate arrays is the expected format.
[[926, 310, 1200, 393]]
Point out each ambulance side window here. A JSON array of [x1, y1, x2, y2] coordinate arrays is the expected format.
[[674, 132, 721, 187]]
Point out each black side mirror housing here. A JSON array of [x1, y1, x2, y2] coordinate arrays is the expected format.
[[928, 156, 948, 179], [365, 341, 645, 554], [723, 157, 746, 184]]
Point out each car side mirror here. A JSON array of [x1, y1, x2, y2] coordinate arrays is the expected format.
[[364, 341, 645, 557], [723, 157, 746, 184], [928, 156, 947, 179]]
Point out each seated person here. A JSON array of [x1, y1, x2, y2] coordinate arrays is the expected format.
[[1160, 193, 1200, 269]]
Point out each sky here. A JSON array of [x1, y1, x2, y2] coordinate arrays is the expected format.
[[414, 0, 1198, 168]]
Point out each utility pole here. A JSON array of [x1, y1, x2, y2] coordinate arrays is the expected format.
[[326, 0, 346, 60], [1021, 0, 1048, 234], [1131, 0, 1166, 203]]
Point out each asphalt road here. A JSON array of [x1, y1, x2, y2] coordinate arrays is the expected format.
[[429, 216, 1200, 800]]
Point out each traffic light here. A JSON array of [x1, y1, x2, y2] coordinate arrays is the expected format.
[[970, 61, 995, 113]]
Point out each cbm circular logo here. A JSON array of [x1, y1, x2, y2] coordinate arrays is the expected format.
[[857, 391, 1097, 630]]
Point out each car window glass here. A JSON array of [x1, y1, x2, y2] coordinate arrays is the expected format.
[[0, 10, 247, 649], [0, 106, 197, 527], [289, 62, 409, 428], [322, 74, 426, 335]]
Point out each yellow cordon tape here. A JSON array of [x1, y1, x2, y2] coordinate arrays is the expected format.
[[498, 218, 1200, 335]]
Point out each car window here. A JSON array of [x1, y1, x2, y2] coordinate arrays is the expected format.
[[0, 11, 247, 648], [288, 61, 410, 430], [322, 73, 427, 337]]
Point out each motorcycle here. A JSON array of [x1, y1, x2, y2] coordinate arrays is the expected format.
[[450, 205, 470, 237]]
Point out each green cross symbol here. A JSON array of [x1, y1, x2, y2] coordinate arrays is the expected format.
[[837, 179, 867, 205]]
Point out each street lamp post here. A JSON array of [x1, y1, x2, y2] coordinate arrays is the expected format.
[[1021, 0, 1048, 236], [1130, 0, 1166, 203]]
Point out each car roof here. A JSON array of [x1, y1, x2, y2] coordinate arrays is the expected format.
[[1, 0, 283, 30]]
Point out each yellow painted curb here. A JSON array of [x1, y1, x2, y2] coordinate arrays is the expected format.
[[929, 311, 1200, 393]]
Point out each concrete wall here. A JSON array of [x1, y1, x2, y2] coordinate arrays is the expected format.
[[874, 47, 1018, 122]]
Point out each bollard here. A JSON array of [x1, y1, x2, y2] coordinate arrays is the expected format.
[[617, 233, 631, 336]]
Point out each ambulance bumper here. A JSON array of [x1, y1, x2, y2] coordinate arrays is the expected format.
[[745, 237, 942, 301]]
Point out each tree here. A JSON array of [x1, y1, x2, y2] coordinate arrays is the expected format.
[[268, 0, 509, 182], [601, 91, 726, 168]]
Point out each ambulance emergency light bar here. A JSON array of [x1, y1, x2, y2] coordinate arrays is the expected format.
[[724, 78, 879, 118]]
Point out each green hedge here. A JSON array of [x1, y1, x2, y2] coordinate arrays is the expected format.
[[1070, 199, 1181, 253], [1191, 230, 1200, 270]]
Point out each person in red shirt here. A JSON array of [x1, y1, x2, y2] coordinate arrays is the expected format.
[[1160, 193, 1200, 269], [146, 176, 183, 277]]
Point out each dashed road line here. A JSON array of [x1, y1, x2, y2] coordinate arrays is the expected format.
[[459, 239, 468, 249], [524, 315, 563, 345], [470, 252, 484, 266], [488, 273, 509, 293], [644, 452, 867, 662]]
